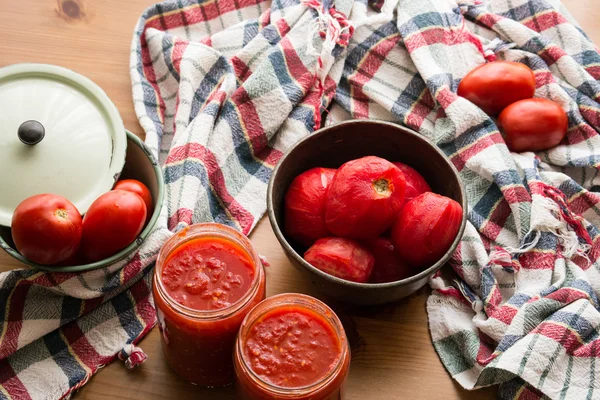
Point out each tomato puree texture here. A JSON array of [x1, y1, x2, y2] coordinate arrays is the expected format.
[[161, 237, 255, 310], [244, 307, 341, 388]]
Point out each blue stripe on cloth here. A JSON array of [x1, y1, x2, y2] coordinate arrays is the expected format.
[[60, 297, 82, 326], [220, 102, 272, 184], [390, 75, 429, 122], [0, 270, 37, 323], [43, 330, 87, 388], [547, 311, 597, 337], [111, 289, 143, 342], [498, 1, 554, 22], [163, 160, 239, 226], [439, 119, 498, 159], [508, 293, 532, 307], [243, 21, 259, 47], [189, 56, 231, 121], [572, 50, 600, 67], [397, 11, 463, 37], [469, 184, 503, 230], [289, 104, 316, 133], [161, 36, 181, 82], [268, 51, 305, 104]]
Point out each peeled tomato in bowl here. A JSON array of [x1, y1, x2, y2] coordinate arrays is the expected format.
[[284, 167, 337, 247], [325, 156, 406, 239]]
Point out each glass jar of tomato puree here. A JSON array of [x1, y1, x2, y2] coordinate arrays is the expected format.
[[153, 223, 266, 387], [234, 293, 350, 400]]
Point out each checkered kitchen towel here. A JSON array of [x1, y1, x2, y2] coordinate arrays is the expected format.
[[1, 0, 600, 399]]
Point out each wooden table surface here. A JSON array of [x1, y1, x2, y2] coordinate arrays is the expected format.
[[1, 0, 598, 399]]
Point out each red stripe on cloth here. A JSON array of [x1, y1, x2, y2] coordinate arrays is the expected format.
[[0, 358, 32, 400], [580, 106, 600, 127], [517, 385, 546, 400], [232, 56, 252, 83], [82, 296, 105, 315], [585, 65, 600, 80], [129, 279, 157, 328], [518, 252, 556, 269], [480, 198, 511, 242], [522, 11, 568, 33], [146, 0, 266, 31], [450, 132, 504, 172], [140, 35, 167, 123], [166, 143, 255, 233], [0, 282, 31, 359], [349, 34, 401, 87], [436, 87, 458, 109], [122, 254, 144, 283], [564, 123, 598, 146], [475, 331, 496, 366], [350, 85, 370, 119], [231, 87, 270, 154], [534, 70, 555, 88], [31, 272, 74, 287], [538, 45, 568, 67], [171, 38, 189, 74], [533, 321, 597, 356], [490, 304, 519, 325], [280, 38, 313, 86], [62, 323, 103, 370], [259, 8, 271, 30], [502, 186, 531, 204], [475, 12, 504, 30], [168, 208, 194, 231], [404, 27, 485, 55], [435, 287, 471, 307], [275, 15, 291, 37], [545, 287, 591, 304]]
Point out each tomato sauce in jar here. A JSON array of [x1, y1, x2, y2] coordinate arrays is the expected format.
[[153, 223, 266, 387], [234, 294, 350, 399]]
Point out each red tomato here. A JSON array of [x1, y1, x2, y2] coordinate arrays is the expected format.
[[304, 237, 375, 283], [458, 61, 536, 116], [80, 190, 147, 262], [114, 179, 153, 223], [325, 156, 406, 239], [391, 192, 462, 268], [498, 98, 568, 152], [392, 162, 431, 206], [362, 237, 414, 283], [284, 167, 336, 247], [11, 194, 82, 265]]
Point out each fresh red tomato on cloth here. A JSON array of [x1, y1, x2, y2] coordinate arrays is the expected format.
[[11, 194, 82, 265], [114, 179, 153, 223], [499, 98, 569, 152], [458, 61, 536, 116], [80, 190, 147, 262]]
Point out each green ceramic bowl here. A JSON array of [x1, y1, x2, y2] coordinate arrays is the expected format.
[[0, 130, 164, 272]]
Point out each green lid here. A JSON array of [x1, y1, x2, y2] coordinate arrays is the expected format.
[[0, 63, 126, 226]]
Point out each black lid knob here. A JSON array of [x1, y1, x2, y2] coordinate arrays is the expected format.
[[18, 120, 45, 145]]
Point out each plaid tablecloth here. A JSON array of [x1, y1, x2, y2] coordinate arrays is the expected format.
[[1, 0, 599, 399]]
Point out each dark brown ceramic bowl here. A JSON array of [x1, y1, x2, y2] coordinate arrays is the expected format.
[[267, 120, 467, 305]]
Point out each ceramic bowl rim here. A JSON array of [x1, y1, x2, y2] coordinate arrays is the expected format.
[[267, 119, 467, 290]]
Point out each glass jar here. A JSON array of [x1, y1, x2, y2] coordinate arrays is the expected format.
[[153, 223, 266, 387], [234, 293, 350, 400]]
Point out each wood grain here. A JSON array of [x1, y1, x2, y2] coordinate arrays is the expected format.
[[0, 0, 597, 398]]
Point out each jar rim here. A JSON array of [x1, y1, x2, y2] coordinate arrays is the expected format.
[[235, 293, 349, 397], [154, 223, 264, 320]]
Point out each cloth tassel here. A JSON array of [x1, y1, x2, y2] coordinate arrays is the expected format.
[[118, 344, 148, 370]]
